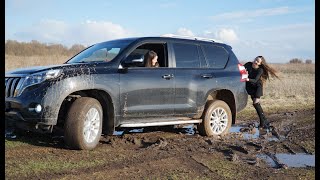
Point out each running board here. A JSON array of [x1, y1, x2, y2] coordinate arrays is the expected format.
[[119, 119, 202, 128]]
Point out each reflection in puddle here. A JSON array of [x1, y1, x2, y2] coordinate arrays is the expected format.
[[113, 124, 196, 136], [113, 131, 124, 136], [114, 124, 282, 140], [176, 124, 195, 135], [129, 128, 144, 133], [257, 153, 315, 168], [5, 128, 17, 139], [229, 125, 281, 141], [113, 128, 144, 136], [257, 154, 277, 167]]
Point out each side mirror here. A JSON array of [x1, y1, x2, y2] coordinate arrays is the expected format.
[[122, 54, 145, 67]]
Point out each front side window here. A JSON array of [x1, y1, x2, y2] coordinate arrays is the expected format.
[[124, 43, 167, 68], [66, 39, 133, 64], [173, 43, 200, 68], [201, 45, 229, 69]]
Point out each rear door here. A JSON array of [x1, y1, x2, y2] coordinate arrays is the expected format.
[[169, 42, 217, 117]]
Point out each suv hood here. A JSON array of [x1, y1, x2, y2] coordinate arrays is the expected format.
[[6, 64, 82, 76]]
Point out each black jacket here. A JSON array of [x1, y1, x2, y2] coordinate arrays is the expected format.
[[244, 62, 264, 97], [244, 62, 263, 86]]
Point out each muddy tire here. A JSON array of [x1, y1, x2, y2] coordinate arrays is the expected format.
[[64, 97, 103, 150], [198, 100, 232, 136]]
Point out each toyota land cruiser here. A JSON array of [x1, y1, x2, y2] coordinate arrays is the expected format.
[[5, 35, 248, 150]]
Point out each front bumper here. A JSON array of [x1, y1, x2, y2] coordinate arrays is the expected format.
[[5, 97, 54, 133], [5, 111, 54, 133]]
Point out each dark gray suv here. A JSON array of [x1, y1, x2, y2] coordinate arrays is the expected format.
[[5, 36, 248, 150]]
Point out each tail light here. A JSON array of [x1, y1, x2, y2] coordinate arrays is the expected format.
[[238, 64, 248, 82]]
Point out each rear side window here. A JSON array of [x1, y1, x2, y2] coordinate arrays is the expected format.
[[201, 45, 229, 69], [173, 43, 200, 68]]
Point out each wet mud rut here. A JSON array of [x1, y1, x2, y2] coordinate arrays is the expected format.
[[5, 108, 315, 179]]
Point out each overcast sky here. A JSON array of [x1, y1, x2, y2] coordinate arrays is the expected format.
[[5, 0, 315, 63]]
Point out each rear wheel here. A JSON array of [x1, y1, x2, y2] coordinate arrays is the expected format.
[[64, 97, 103, 150], [198, 100, 232, 136]]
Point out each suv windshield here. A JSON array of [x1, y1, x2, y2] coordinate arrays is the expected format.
[[66, 39, 134, 64]]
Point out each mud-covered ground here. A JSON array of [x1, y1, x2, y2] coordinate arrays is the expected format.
[[5, 108, 315, 180]]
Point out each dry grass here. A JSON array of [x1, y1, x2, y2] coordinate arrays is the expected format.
[[264, 63, 314, 107], [239, 63, 315, 118], [5, 55, 315, 112], [271, 63, 315, 74], [264, 73, 315, 99], [5, 55, 71, 72]]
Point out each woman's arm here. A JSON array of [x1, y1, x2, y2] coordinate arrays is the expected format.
[[248, 68, 263, 83]]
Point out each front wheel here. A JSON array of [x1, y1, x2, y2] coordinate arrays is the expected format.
[[198, 100, 232, 136], [64, 97, 103, 150]]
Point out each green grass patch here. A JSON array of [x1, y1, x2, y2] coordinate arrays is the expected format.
[[164, 173, 211, 180], [5, 154, 107, 178], [275, 168, 315, 180], [5, 139, 29, 149], [7, 159, 105, 178], [5, 146, 120, 179], [300, 140, 315, 154], [192, 154, 248, 179]]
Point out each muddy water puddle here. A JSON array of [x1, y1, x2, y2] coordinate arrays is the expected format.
[[113, 124, 196, 136], [5, 128, 17, 139], [113, 128, 144, 135], [257, 153, 315, 168], [114, 124, 284, 142], [229, 125, 284, 141]]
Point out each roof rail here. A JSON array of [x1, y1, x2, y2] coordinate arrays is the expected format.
[[161, 34, 222, 43]]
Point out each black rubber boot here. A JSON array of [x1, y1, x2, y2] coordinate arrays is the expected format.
[[253, 103, 270, 129]]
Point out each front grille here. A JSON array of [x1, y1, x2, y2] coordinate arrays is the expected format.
[[5, 77, 24, 97]]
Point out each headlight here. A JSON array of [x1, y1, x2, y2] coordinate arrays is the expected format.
[[18, 69, 62, 96]]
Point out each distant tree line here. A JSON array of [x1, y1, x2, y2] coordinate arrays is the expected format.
[[5, 40, 86, 56], [289, 58, 313, 64], [5, 40, 314, 65]]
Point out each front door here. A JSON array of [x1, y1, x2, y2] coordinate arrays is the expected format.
[[119, 42, 175, 120], [119, 68, 175, 120]]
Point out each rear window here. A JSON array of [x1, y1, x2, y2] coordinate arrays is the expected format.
[[201, 45, 229, 69], [173, 43, 200, 68]]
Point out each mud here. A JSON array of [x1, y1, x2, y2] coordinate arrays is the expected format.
[[5, 108, 315, 179]]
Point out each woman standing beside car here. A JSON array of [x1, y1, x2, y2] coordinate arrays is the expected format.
[[244, 56, 279, 129]]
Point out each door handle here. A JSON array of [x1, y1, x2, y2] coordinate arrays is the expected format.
[[162, 74, 174, 80], [201, 74, 213, 79]]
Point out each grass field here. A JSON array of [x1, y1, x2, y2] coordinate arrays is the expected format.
[[5, 55, 70, 71]]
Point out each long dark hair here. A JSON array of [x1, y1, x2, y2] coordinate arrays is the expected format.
[[257, 56, 280, 84], [144, 50, 159, 67]]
